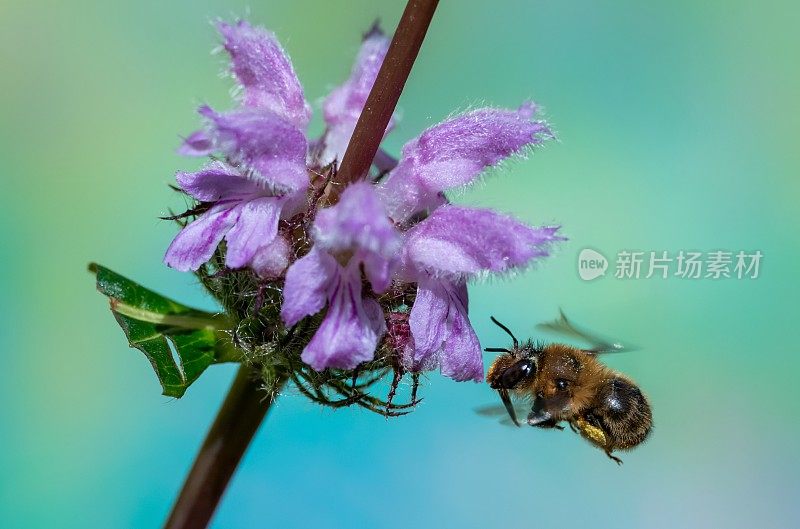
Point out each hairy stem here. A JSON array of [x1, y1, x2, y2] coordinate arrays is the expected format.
[[163, 365, 286, 529], [334, 0, 440, 187]]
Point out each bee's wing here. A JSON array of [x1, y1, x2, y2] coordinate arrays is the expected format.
[[536, 309, 636, 354], [498, 416, 521, 428], [474, 404, 510, 417], [474, 403, 530, 428]]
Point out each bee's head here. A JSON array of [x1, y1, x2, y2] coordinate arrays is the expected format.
[[485, 317, 545, 389]]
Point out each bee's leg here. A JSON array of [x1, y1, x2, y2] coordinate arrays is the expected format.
[[531, 417, 563, 430], [568, 421, 578, 433], [605, 450, 623, 465], [527, 397, 560, 429]]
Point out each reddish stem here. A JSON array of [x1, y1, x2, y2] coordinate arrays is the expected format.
[[335, 0, 440, 186], [163, 366, 285, 529]]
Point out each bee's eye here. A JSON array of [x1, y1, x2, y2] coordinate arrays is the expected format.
[[555, 379, 570, 391]]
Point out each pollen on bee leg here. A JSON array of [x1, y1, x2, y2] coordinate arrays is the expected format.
[[575, 417, 607, 447]]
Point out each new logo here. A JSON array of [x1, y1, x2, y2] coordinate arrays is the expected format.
[[578, 249, 608, 281]]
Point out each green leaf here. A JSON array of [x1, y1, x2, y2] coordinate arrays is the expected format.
[[89, 263, 241, 397]]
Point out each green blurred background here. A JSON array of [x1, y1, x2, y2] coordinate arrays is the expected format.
[[2, 0, 799, 527]]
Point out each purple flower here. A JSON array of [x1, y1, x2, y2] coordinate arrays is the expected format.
[[217, 20, 311, 128], [377, 103, 552, 223], [166, 21, 387, 272], [165, 18, 563, 383], [281, 183, 400, 370], [401, 206, 561, 282], [281, 106, 558, 378], [195, 106, 309, 193], [369, 106, 558, 380], [163, 162, 293, 274], [400, 207, 561, 381]]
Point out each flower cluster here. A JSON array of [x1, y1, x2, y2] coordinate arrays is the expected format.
[[164, 19, 561, 402]]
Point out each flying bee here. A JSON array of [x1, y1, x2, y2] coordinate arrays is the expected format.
[[484, 311, 652, 464]]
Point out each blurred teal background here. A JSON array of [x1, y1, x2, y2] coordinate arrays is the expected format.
[[2, 0, 799, 527]]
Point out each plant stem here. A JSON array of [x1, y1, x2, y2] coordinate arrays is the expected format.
[[162, 2, 439, 527], [163, 365, 286, 529], [335, 0, 440, 186]]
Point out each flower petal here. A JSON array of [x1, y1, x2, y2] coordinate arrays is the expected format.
[[312, 182, 400, 292], [438, 282, 482, 382], [281, 247, 338, 326], [378, 103, 552, 221], [320, 31, 392, 165], [251, 235, 291, 278], [164, 203, 241, 272], [403, 205, 562, 282], [405, 278, 483, 381], [200, 106, 309, 193], [175, 161, 260, 202], [217, 20, 311, 128], [301, 263, 386, 370], [177, 130, 214, 156], [404, 278, 449, 372], [224, 197, 284, 269]]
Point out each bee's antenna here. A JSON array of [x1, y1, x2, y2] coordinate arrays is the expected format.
[[484, 347, 511, 354], [489, 316, 518, 348]]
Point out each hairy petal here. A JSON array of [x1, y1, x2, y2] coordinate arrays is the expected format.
[[313, 182, 400, 292], [251, 234, 291, 278], [217, 20, 311, 128], [163, 203, 241, 272], [301, 263, 386, 370], [405, 278, 482, 381], [438, 283, 482, 381], [320, 32, 392, 165], [177, 130, 214, 157], [224, 197, 283, 269], [378, 103, 552, 221], [404, 278, 449, 372], [281, 247, 339, 326], [403, 205, 562, 282], [200, 106, 309, 193], [323, 32, 390, 127], [175, 161, 260, 202]]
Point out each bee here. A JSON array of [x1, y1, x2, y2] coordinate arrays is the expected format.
[[484, 311, 652, 464]]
